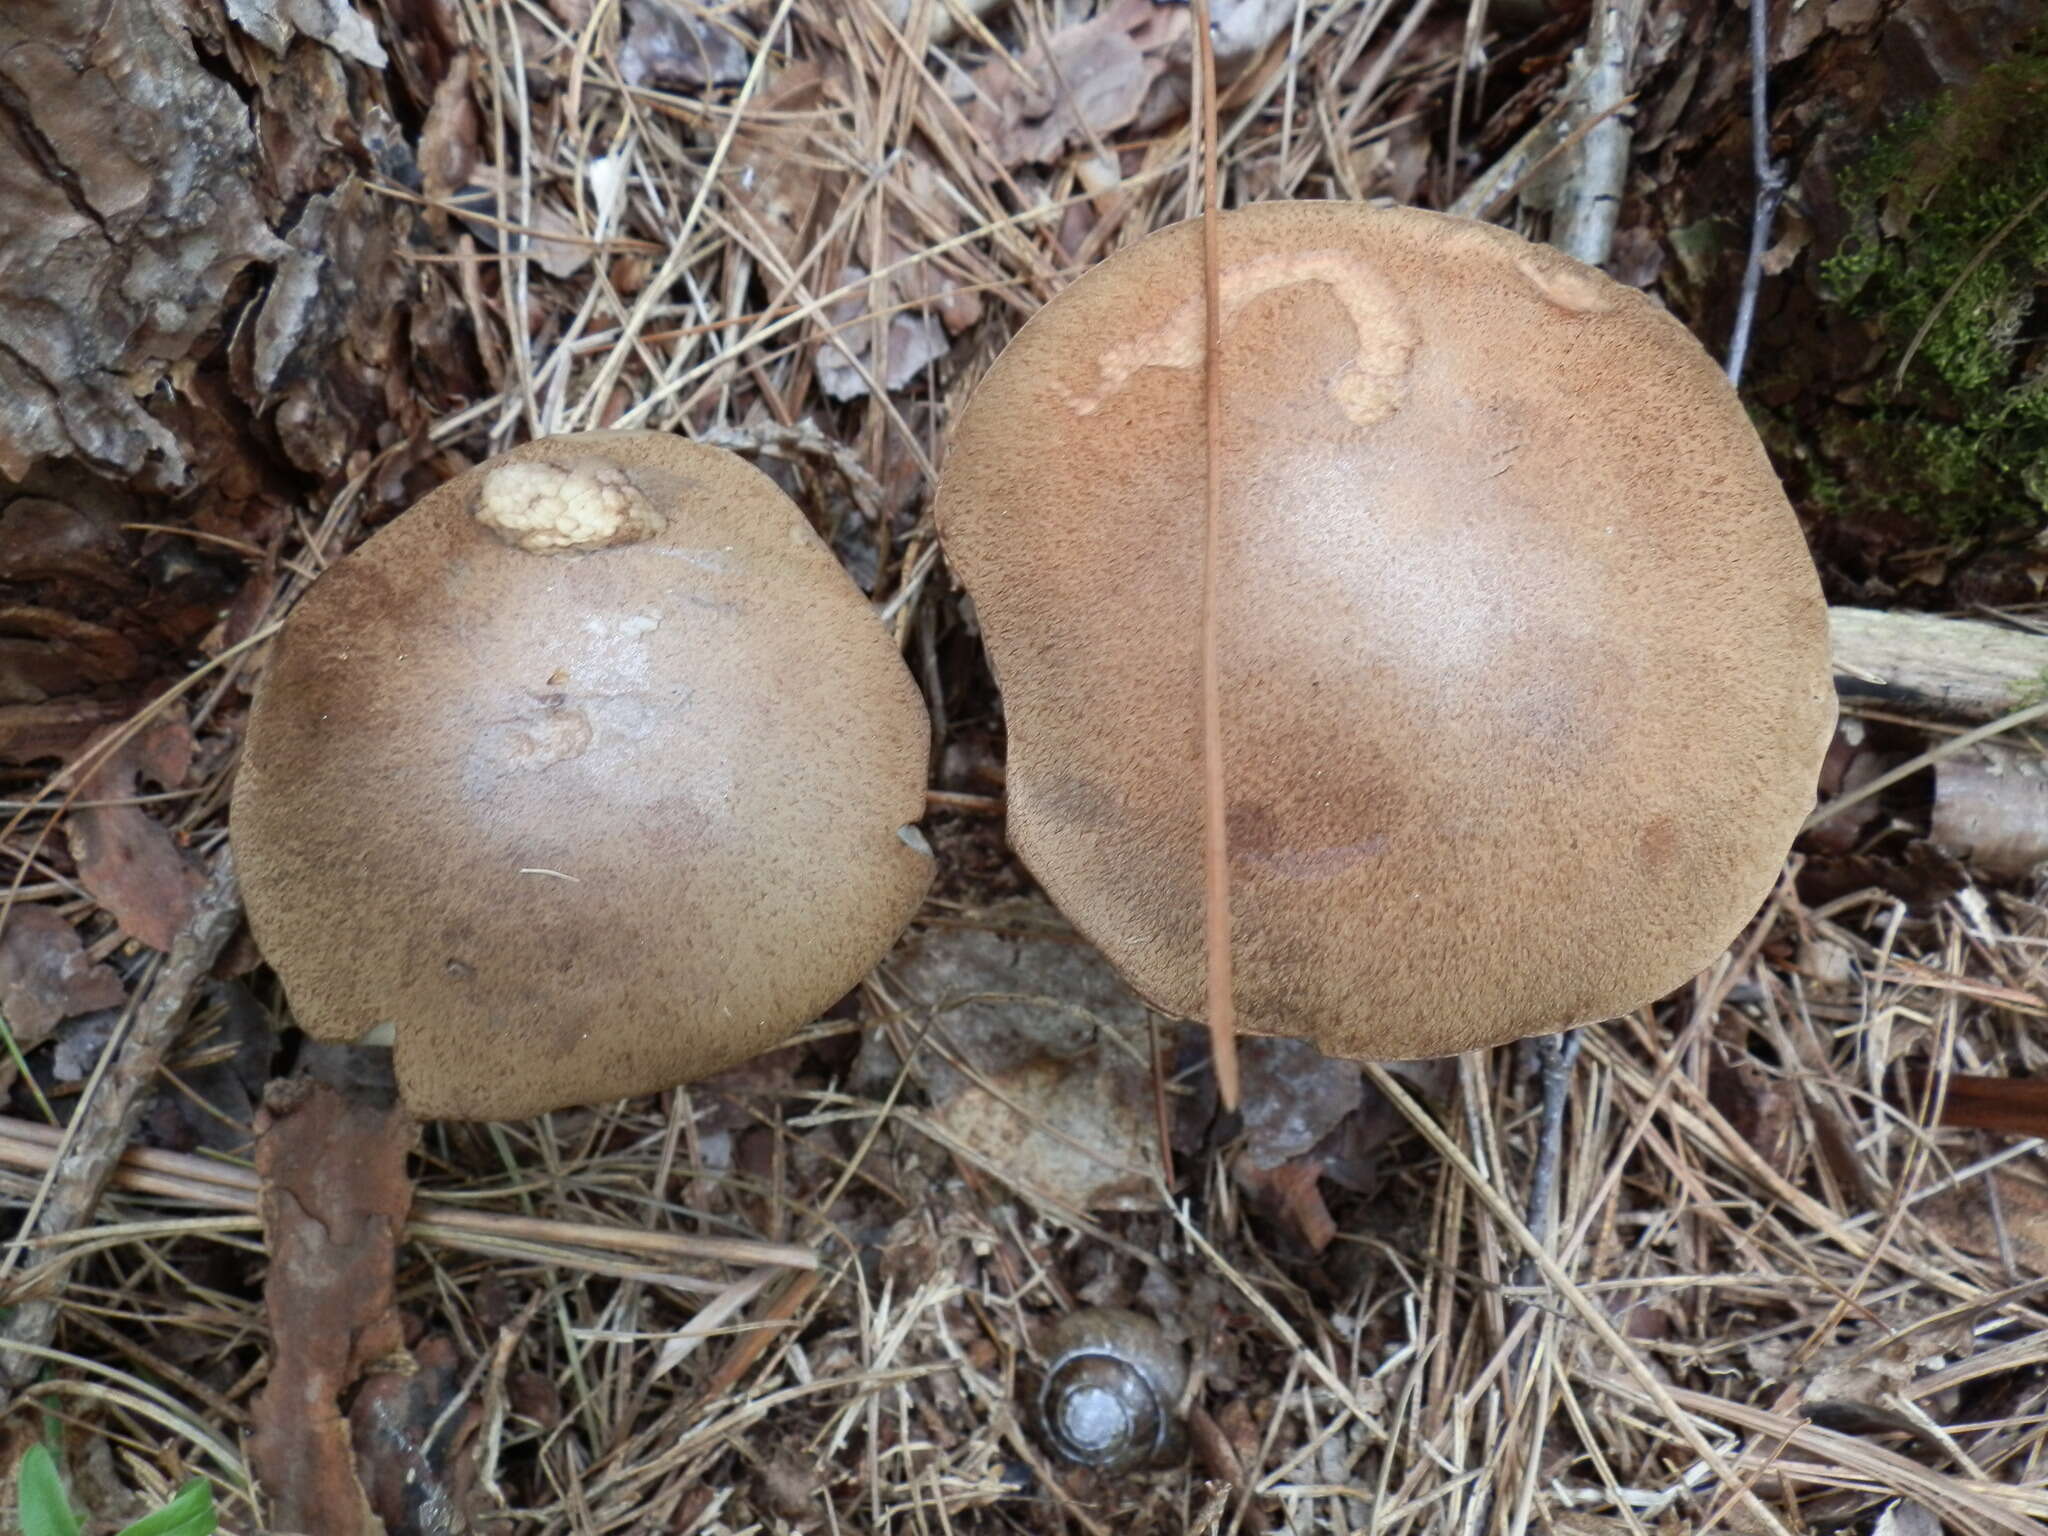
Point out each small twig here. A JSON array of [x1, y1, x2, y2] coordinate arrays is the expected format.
[[0, 849, 243, 1389], [1516, 1028, 1582, 1292], [1555, 0, 1644, 267], [1829, 606, 2048, 723], [697, 419, 888, 526], [1457, 96, 1640, 225], [1804, 694, 2048, 831], [923, 788, 1004, 816], [1449, 92, 1573, 219], [1468, 1028, 1583, 1536], [690, 1267, 823, 1406], [1725, 0, 1787, 385]]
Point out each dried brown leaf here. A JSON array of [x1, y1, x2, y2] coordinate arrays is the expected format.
[[0, 905, 125, 1046], [64, 712, 202, 952], [897, 908, 1161, 1212], [816, 262, 953, 401], [0, 697, 138, 768], [418, 52, 477, 208], [1235, 1156, 1337, 1252], [729, 62, 840, 266], [1237, 1037, 1363, 1166], [1707, 1051, 1797, 1177], [0, 499, 136, 590], [0, 605, 140, 703], [620, 0, 748, 88], [443, 170, 592, 282], [960, 0, 1188, 170], [1744, 1305, 1969, 1432], [1925, 1169, 2048, 1273]]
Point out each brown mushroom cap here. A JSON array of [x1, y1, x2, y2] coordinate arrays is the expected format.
[[233, 431, 932, 1118], [934, 202, 1835, 1060]]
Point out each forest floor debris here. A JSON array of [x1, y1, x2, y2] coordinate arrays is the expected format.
[[6, 0, 2048, 1532]]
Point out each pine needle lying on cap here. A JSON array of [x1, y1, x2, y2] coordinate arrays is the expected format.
[[1190, 0, 1238, 1112]]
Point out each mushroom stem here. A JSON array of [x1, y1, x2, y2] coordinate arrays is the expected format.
[[1190, 0, 1240, 1113]]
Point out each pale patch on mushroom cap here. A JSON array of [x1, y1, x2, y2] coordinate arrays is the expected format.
[[934, 202, 1836, 1061], [233, 431, 933, 1119], [473, 458, 668, 552]]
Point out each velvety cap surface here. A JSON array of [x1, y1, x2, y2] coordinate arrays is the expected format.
[[935, 202, 1835, 1059], [234, 431, 932, 1117]]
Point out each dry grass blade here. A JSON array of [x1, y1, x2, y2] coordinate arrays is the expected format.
[[1806, 696, 2048, 830], [0, 1115, 815, 1273], [1364, 1062, 1801, 1536]]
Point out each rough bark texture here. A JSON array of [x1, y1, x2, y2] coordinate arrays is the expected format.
[[0, 0, 469, 766], [248, 1077, 417, 1536], [0, 0, 284, 489], [0, 0, 440, 492]]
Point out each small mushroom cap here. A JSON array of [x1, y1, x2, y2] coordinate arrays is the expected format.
[[233, 431, 932, 1119], [935, 202, 1835, 1060]]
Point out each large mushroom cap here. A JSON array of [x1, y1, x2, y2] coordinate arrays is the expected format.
[[233, 431, 932, 1119], [935, 202, 1835, 1060]]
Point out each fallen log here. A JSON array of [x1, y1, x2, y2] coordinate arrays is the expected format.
[[1829, 607, 2048, 723]]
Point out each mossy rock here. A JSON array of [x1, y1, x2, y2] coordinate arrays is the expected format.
[[1813, 33, 2048, 533]]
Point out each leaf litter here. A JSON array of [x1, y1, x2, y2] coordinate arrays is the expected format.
[[5, 1, 2048, 1533]]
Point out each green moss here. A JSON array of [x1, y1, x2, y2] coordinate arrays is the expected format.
[[1813, 38, 2048, 531], [2016, 668, 2048, 709]]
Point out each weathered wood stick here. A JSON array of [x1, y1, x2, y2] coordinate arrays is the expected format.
[[1829, 607, 2048, 723], [0, 848, 242, 1389]]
